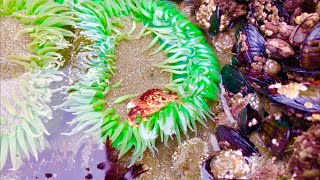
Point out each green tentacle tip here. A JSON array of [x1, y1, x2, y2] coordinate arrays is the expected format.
[[56, 0, 221, 167]]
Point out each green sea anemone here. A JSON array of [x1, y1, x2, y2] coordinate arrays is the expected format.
[[0, 69, 62, 171], [57, 0, 220, 165], [1, 0, 76, 69], [0, 0, 74, 171]]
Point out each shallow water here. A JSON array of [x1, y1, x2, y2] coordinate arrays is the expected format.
[[0, 2, 236, 179]]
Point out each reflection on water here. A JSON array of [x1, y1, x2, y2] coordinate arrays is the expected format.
[[0, 66, 105, 179]]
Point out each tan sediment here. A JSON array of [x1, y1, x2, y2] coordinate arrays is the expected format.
[[137, 122, 217, 180], [104, 17, 170, 121], [0, 17, 30, 127], [0, 17, 29, 79]]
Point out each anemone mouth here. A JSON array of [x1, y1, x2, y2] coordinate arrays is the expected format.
[[57, 0, 221, 166], [0, 0, 74, 172]]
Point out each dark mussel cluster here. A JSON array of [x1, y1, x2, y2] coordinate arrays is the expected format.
[[186, 0, 320, 179]]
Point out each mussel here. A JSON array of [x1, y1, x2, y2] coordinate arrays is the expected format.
[[221, 65, 254, 95], [238, 104, 262, 135], [235, 24, 266, 66], [259, 114, 291, 156], [300, 22, 320, 69], [245, 71, 282, 88], [216, 125, 260, 156], [201, 157, 214, 180], [260, 82, 320, 121]]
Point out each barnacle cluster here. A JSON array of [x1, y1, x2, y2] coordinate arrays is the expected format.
[[251, 158, 287, 180], [194, 0, 247, 33], [248, 0, 284, 25], [196, 0, 216, 30], [268, 82, 308, 99], [0, 0, 74, 171], [288, 125, 320, 179]]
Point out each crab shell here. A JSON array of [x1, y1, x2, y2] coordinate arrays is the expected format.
[[127, 89, 178, 125]]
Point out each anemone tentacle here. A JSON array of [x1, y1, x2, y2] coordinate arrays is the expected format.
[[56, 0, 220, 166], [0, 69, 63, 171], [0, 0, 74, 171], [1, 0, 75, 69]]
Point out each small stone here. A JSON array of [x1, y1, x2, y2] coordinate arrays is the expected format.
[[265, 38, 294, 59], [45, 173, 53, 179], [264, 59, 281, 75]]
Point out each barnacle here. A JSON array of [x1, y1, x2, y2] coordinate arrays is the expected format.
[[0, 0, 74, 171], [57, 0, 220, 165]]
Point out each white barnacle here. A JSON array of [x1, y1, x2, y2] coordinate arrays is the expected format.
[[304, 101, 313, 109], [269, 82, 308, 99], [271, 138, 279, 146]]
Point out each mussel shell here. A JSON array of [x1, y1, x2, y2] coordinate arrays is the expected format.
[[272, 0, 286, 4], [281, 58, 320, 78], [201, 157, 215, 180], [261, 85, 320, 114], [235, 0, 250, 4], [289, 25, 308, 47], [301, 0, 319, 13], [238, 104, 262, 135], [245, 71, 282, 88], [231, 54, 242, 66], [208, 7, 221, 35], [274, 4, 290, 24], [259, 115, 291, 156], [221, 65, 254, 95], [235, 24, 266, 66], [216, 125, 260, 156], [300, 23, 320, 69]]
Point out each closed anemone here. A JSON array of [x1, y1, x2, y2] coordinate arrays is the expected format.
[[210, 150, 251, 179], [0, 0, 74, 171], [56, 0, 221, 166]]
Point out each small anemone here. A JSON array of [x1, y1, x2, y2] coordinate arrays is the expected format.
[[172, 137, 209, 179], [210, 150, 251, 179]]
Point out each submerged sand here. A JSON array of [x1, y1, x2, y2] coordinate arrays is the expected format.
[[105, 30, 170, 120]]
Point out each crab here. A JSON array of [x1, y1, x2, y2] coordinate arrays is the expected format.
[[127, 89, 178, 125]]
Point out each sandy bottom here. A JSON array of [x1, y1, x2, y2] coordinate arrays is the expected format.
[[105, 33, 170, 120], [0, 17, 29, 79], [0, 17, 30, 131], [0, 17, 30, 95]]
